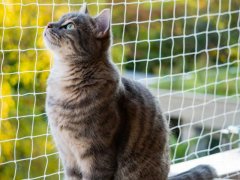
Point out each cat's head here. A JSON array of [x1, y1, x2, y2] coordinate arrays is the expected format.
[[44, 3, 111, 61]]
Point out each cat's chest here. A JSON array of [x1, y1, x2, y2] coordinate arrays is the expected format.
[[51, 125, 71, 145], [46, 79, 70, 100]]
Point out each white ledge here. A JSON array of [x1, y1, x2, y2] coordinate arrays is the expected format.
[[170, 148, 240, 177]]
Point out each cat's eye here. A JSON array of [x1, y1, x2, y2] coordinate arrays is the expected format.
[[66, 23, 75, 30]]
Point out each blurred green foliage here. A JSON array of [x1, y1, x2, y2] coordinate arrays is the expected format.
[[0, 0, 239, 179]]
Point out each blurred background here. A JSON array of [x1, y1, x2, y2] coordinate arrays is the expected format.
[[0, 0, 239, 179]]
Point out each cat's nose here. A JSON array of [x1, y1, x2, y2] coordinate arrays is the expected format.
[[47, 23, 53, 28]]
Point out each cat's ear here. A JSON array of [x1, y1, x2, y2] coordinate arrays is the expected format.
[[94, 9, 111, 39], [80, 3, 88, 14]]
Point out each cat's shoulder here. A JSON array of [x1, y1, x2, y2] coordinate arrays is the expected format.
[[121, 77, 151, 93], [120, 77, 155, 102]]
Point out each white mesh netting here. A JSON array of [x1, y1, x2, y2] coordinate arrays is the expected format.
[[0, 0, 240, 179]]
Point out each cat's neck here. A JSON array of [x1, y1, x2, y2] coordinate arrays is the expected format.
[[47, 55, 120, 101], [49, 55, 119, 85]]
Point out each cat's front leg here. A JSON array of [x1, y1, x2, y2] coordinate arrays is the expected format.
[[77, 157, 115, 180], [52, 132, 82, 179], [57, 145, 83, 180], [62, 158, 83, 180], [73, 147, 116, 180], [65, 167, 82, 180]]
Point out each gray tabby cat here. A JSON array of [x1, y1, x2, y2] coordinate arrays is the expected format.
[[44, 4, 217, 180]]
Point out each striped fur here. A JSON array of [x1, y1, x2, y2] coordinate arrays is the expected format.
[[44, 5, 217, 180]]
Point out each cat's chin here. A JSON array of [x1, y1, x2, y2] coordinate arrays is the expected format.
[[45, 42, 60, 52], [44, 38, 60, 50], [44, 33, 61, 51]]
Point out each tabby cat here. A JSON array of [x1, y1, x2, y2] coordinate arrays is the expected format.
[[44, 4, 217, 180]]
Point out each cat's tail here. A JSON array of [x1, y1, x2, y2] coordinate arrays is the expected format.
[[168, 165, 217, 180]]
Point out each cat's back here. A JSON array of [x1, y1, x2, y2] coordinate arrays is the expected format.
[[121, 77, 155, 104], [115, 77, 170, 180], [119, 77, 169, 150], [120, 77, 164, 124]]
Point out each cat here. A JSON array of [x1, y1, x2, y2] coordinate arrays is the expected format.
[[44, 3, 217, 180]]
